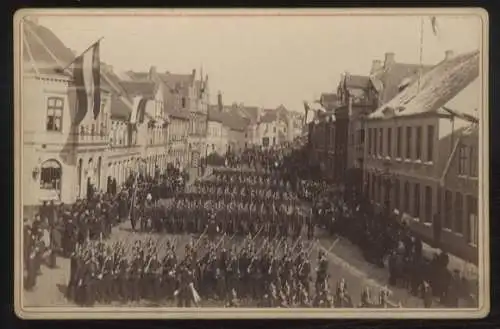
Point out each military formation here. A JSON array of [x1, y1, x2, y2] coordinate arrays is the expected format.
[[133, 169, 314, 240], [65, 227, 397, 308], [62, 165, 401, 308]]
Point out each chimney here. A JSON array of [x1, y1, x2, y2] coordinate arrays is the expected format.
[[217, 91, 223, 112], [257, 107, 262, 123], [445, 50, 454, 60], [149, 66, 157, 79], [384, 52, 395, 68], [370, 60, 383, 74], [192, 69, 196, 78]]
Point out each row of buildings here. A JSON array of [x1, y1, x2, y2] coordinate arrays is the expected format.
[[308, 51, 481, 263], [21, 18, 304, 208]]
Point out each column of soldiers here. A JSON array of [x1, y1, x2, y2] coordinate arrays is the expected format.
[[65, 166, 398, 308], [65, 227, 396, 308], [129, 169, 315, 240]]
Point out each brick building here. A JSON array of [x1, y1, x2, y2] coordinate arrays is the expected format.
[[364, 50, 480, 263]]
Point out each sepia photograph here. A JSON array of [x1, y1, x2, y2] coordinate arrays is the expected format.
[[14, 8, 489, 319]]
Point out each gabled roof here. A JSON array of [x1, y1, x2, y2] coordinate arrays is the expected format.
[[110, 94, 131, 120], [371, 62, 434, 104], [208, 106, 225, 123], [260, 111, 278, 123], [23, 20, 74, 77], [158, 72, 194, 91], [222, 112, 248, 132], [320, 93, 338, 103], [345, 74, 370, 89], [237, 106, 260, 123], [120, 80, 157, 99], [369, 50, 480, 120]]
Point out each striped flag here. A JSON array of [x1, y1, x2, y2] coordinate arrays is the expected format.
[[430, 16, 439, 36], [131, 96, 150, 124], [73, 41, 101, 125]]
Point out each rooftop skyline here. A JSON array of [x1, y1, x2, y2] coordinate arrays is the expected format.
[[35, 12, 482, 113]]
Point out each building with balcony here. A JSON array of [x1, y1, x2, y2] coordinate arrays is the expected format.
[[22, 18, 114, 205], [364, 49, 480, 263]]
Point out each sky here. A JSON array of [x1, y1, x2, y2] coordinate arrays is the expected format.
[[36, 11, 482, 113]]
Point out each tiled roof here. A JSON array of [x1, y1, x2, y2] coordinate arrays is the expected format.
[[369, 50, 480, 120], [260, 111, 277, 123], [110, 94, 131, 120], [237, 106, 259, 123], [208, 106, 225, 123], [120, 80, 156, 99], [158, 72, 194, 91], [320, 93, 338, 103], [371, 62, 434, 104], [23, 20, 74, 76], [345, 74, 370, 89], [222, 112, 249, 131]]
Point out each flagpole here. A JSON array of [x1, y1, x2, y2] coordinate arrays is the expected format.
[[418, 17, 424, 92], [60, 36, 105, 72]]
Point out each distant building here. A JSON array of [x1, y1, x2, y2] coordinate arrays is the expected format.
[[207, 104, 229, 155], [127, 67, 209, 169], [364, 50, 480, 263]]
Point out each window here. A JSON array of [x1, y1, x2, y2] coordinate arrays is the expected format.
[[458, 144, 468, 175], [414, 183, 420, 218], [377, 175, 382, 203], [406, 127, 412, 159], [470, 146, 478, 177], [424, 186, 432, 223], [427, 125, 434, 162], [394, 179, 400, 210], [46, 97, 64, 132], [370, 174, 375, 199], [273, 137, 276, 145], [368, 128, 372, 155], [273, 126, 277, 133], [444, 190, 452, 229], [40, 159, 62, 193], [396, 127, 402, 158], [455, 192, 463, 234], [181, 97, 186, 108], [415, 126, 422, 160], [373, 129, 378, 155], [387, 127, 392, 157], [379, 128, 383, 156], [403, 181, 410, 213]]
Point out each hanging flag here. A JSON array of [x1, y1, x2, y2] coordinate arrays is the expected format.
[[73, 40, 101, 125], [430, 16, 439, 36], [131, 96, 150, 124]]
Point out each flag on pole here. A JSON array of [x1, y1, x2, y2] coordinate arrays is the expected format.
[[72, 40, 101, 125], [430, 16, 439, 36]]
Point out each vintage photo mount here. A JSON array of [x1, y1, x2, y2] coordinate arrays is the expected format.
[[13, 8, 490, 320]]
